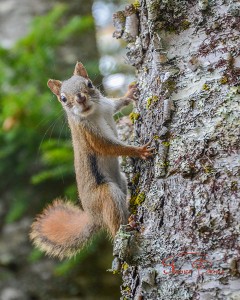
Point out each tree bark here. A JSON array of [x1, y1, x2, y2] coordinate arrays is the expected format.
[[112, 1, 240, 299]]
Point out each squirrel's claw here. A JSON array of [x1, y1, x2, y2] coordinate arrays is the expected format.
[[126, 82, 139, 101], [138, 141, 155, 160]]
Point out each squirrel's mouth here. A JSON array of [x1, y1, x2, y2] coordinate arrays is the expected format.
[[82, 105, 91, 113], [72, 103, 93, 117]]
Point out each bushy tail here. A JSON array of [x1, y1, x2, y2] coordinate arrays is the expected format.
[[30, 199, 99, 259]]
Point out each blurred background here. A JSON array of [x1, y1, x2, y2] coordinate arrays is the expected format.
[[0, 0, 135, 299]]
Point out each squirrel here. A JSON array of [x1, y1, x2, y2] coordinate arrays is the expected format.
[[30, 62, 154, 259]]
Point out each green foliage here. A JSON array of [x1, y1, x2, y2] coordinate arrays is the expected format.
[[0, 3, 115, 280], [31, 139, 74, 184], [5, 196, 28, 224], [28, 249, 44, 263], [0, 4, 95, 222]]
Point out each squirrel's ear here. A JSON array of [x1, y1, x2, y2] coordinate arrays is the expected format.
[[47, 79, 62, 97], [73, 61, 88, 78]]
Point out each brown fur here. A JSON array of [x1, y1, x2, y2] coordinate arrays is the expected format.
[[30, 117, 130, 258], [30, 200, 98, 259], [101, 184, 128, 236], [38, 202, 89, 244], [30, 62, 153, 259], [84, 128, 153, 159]]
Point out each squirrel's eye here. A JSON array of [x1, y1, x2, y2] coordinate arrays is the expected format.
[[87, 81, 93, 89], [60, 94, 67, 103]]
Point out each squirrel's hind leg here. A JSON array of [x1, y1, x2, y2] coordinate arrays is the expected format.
[[120, 172, 128, 196], [100, 183, 129, 237]]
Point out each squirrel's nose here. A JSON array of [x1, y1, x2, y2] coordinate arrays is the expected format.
[[76, 93, 86, 104]]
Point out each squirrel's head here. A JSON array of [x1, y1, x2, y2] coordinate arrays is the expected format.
[[47, 62, 100, 119]]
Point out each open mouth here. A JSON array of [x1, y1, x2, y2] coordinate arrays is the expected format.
[[73, 103, 93, 117], [82, 105, 92, 113]]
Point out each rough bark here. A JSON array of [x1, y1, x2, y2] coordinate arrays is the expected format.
[[112, 1, 240, 299]]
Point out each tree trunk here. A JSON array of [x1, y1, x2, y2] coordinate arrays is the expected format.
[[112, 1, 240, 299]]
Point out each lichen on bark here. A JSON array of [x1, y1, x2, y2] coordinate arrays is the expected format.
[[113, 0, 240, 299]]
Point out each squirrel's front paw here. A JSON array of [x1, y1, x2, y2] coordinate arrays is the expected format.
[[126, 82, 139, 101], [137, 141, 155, 160]]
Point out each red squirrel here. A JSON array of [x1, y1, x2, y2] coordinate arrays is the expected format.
[[30, 62, 153, 259]]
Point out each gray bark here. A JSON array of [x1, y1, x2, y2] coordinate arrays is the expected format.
[[112, 1, 240, 299]]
